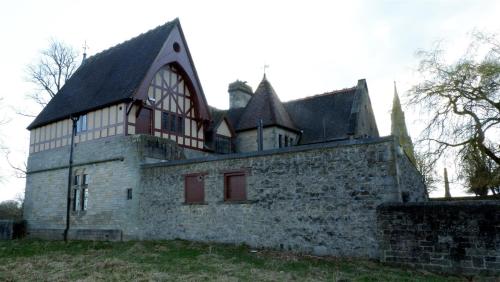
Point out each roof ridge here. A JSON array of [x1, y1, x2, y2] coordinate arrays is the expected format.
[[285, 86, 357, 103], [265, 81, 280, 127], [84, 20, 177, 64]]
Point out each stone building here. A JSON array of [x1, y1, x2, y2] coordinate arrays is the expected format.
[[24, 19, 427, 257]]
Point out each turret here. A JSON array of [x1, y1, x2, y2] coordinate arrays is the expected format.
[[228, 80, 253, 109]]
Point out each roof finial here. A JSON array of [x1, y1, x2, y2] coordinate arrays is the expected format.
[[263, 64, 269, 79], [82, 41, 89, 62]]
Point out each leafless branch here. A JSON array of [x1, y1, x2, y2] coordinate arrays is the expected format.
[[25, 39, 78, 108], [5, 151, 27, 179]]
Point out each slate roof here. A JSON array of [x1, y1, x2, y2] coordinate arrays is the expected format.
[[206, 106, 227, 132], [28, 19, 178, 130], [236, 76, 299, 132], [284, 88, 357, 144], [217, 83, 358, 145]]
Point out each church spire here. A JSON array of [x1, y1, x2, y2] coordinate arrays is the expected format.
[[391, 82, 416, 164]]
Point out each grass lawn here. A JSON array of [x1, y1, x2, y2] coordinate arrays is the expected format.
[[0, 240, 470, 281]]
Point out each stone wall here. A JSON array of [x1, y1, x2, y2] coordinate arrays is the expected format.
[[138, 136, 425, 257], [377, 201, 500, 275], [235, 127, 299, 153], [24, 135, 184, 240], [394, 146, 427, 202]]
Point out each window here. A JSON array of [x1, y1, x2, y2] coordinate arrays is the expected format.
[[81, 174, 88, 211], [177, 116, 184, 134], [290, 138, 294, 146], [162, 112, 169, 130], [278, 134, 283, 148], [127, 188, 133, 200], [185, 174, 204, 203], [162, 111, 184, 135], [170, 114, 177, 132], [215, 135, 231, 154], [76, 114, 87, 133], [82, 188, 88, 211], [73, 189, 80, 211], [284, 136, 289, 147], [73, 171, 89, 212], [224, 171, 246, 202]]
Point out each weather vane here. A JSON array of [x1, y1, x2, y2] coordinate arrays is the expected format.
[[263, 64, 270, 75]]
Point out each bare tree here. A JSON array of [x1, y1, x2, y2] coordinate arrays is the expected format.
[[459, 142, 500, 196], [5, 151, 27, 179], [414, 148, 438, 195], [26, 39, 79, 108], [409, 31, 500, 169]]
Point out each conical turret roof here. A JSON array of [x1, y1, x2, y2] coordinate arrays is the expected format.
[[236, 75, 298, 132]]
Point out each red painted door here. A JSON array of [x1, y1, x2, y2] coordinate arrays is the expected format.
[[136, 108, 152, 135]]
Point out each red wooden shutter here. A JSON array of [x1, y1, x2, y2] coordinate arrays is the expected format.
[[225, 172, 246, 201], [185, 174, 204, 203]]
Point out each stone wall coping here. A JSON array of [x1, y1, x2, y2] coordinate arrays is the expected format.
[[378, 200, 500, 211], [27, 157, 125, 174], [142, 135, 397, 169]]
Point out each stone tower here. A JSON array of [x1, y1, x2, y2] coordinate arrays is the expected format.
[[228, 80, 253, 109], [391, 82, 416, 164]]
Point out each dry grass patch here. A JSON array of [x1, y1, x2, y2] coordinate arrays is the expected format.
[[0, 240, 471, 281]]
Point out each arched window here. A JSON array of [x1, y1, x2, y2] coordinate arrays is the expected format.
[[147, 64, 204, 149]]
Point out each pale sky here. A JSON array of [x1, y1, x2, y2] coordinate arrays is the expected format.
[[0, 0, 499, 201]]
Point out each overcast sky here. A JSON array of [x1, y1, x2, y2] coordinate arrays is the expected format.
[[0, 0, 499, 202]]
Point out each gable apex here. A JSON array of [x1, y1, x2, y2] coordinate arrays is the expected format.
[[134, 19, 210, 122], [28, 18, 211, 130]]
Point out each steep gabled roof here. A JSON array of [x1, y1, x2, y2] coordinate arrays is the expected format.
[[28, 19, 178, 130], [284, 88, 357, 144], [236, 76, 298, 132], [206, 106, 227, 132]]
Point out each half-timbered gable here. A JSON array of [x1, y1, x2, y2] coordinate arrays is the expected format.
[[27, 18, 210, 154], [142, 64, 205, 149]]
